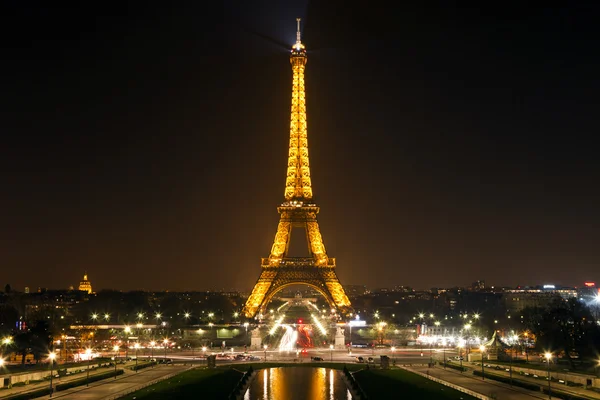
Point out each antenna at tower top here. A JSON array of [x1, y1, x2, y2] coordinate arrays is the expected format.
[[296, 18, 301, 44]]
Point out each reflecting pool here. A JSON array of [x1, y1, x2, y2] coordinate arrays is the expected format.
[[244, 367, 352, 400]]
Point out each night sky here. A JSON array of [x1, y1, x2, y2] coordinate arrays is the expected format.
[[2, 2, 599, 292]]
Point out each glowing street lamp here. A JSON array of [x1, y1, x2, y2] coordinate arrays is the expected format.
[[545, 352, 552, 399], [134, 343, 140, 372], [48, 352, 57, 397], [184, 312, 190, 319], [91, 313, 98, 322], [113, 345, 119, 377], [85, 348, 92, 386], [163, 339, 169, 361], [104, 313, 110, 322], [150, 341, 156, 367], [329, 344, 334, 361], [479, 345, 486, 380], [263, 345, 268, 361]]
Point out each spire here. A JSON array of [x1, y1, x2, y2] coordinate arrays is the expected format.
[[296, 17, 301, 45], [285, 18, 311, 201]]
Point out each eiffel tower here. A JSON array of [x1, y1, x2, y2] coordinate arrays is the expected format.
[[243, 19, 351, 319]]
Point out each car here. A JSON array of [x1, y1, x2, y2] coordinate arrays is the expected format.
[[234, 354, 247, 360], [248, 356, 261, 361], [355, 357, 364, 363], [311, 357, 323, 361], [367, 357, 374, 364], [454, 356, 464, 361], [158, 358, 173, 364]]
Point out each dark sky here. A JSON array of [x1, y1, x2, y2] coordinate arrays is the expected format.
[[1, 2, 599, 292]]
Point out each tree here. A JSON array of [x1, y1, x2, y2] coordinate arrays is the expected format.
[[522, 297, 600, 369]]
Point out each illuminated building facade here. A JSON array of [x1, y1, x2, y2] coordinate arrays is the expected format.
[[242, 19, 351, 318]]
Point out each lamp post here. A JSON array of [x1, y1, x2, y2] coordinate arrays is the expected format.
[[85, 348, 92, 387], [263, 345, 268, 362], [150, 341, 155, 367], [113, 345, 119, 378], [124, 326, 131, 360], [545, 352, 552, 399], [479, 345, 485, 380], [163, 339, 168, 362], [134, 343, 140, 372], [458, 343, 463, 372], [1, 337, 12, 359], [243, 322, 249, 346], [48, 352, 56, 397], [329, 344, 334, 362]]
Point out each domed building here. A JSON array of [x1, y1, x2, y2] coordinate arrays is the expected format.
[[78, 272, 93, 294]]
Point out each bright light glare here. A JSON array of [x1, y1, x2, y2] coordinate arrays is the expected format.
[[278, 325, 298, 352], [269, 316, 285, 335], [545, 352, 552, 360]]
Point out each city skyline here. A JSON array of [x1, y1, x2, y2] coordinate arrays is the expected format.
[[2, 2, 599, 291]]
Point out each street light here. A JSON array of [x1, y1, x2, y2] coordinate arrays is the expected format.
[[150, 341, 156, 367], [124, 326, 131, 360], [263, 345, 268, 361], [113, 345, 119, 378], [329, 344, 334, 361], [479, 345, 486, 380], [48, 352, 56, 397], [391, 346, 396, 364], [545, 352, 552, 399], [85, 348, 92, 387], [163, 339, 169, 361], [134, 343, 140, 372], [458, 343, 464, 372], [243, 322, 249, 346]]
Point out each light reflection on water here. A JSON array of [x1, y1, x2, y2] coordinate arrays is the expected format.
[[245, 367, 352, 400]]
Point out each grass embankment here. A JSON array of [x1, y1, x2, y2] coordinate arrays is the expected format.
[[353, 368, 478, 399], [119, 368, 243, 400], [121, 362, 478, 400]]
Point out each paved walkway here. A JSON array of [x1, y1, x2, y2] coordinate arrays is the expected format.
[[409, 365, 554, 400], [36, 365, 190, 400], [0, 363, 133, 399], [472, 363, 600, 400]]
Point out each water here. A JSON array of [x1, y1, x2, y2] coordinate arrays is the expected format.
[[244, 367, 352, 400]]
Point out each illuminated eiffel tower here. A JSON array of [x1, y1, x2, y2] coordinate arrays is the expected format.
[[243, 19, 351, 319]]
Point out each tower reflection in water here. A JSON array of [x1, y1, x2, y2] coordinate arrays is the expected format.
[[245, 367, 352, 400]]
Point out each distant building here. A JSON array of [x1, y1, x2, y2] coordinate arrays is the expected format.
[[78, 272, 93, 294], [343, 285, 368, 297], [24, 286, 30, 294], [504, 285, 576, 313]]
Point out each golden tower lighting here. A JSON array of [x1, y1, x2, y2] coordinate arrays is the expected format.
[[243, 18, 351, 319]]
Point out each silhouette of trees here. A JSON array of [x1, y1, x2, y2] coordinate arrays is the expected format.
[[13, 320, 53, 364], [522, 297, 600, 368]]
